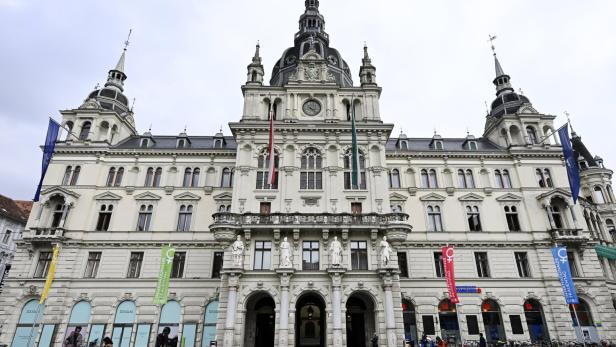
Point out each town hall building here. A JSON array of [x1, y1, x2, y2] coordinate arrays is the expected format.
[[1, 1, 616, 346]]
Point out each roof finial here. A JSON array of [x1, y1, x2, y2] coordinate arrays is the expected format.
[[565, 110, 576, 134], [488, 34, 497, 56], [94, 82, 100, 90], [148, 124, 152, 132], [184, 125, 187, 133], [466, 128, 470, 136], [130, 97, 136, 112], [124, 29, 132, 52]]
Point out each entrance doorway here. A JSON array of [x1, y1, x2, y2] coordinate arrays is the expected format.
[[296, 293, 326, 347], [438, 299, 460, 346], [244, 294, 276, 347], [524, 299, 549, 342], [482, 299, 506, 343], [346, 293, 375, 347]]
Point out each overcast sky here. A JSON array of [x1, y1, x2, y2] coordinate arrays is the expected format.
[[0, 0, 614, 200]]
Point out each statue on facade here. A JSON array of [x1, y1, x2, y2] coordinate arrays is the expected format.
[[279, 237, 292, 268], [231, 235, 245, 267], [380, 236, 392, 267], [329, 236, 343, 267]]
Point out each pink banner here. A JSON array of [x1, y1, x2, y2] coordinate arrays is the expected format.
[[442, 246, 459, 304]]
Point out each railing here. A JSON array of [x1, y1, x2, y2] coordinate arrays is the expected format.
[[27, 227, 65, 239], [550, 228, 587, 243], [211, 212, 409, 227]]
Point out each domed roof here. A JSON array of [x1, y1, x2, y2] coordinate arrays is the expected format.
[[87, 87, 130, 114], [489, 91, 531, 118]]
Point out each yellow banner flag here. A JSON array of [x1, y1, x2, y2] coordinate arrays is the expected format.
[[39, 245, 60, 304]]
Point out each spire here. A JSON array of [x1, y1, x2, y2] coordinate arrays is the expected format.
[[105, 30, 131, 92], [488, 35, 513, 96], [246, 41, 264, 85], [297, 0, 327, 44], [252, 41, 262, 64], [362, 42, 371, 65], [359, 43, 377, 86]]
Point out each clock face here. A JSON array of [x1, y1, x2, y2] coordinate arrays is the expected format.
[[303, 99, 322, 116]]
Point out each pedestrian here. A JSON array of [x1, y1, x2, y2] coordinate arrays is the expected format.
[[421, 334, 428, 347], [102, 337, 113, 347], [64, 326, 84, 347], [371, 333, 379, 347], [479, 333, 487, 347], [436, 336, 447, 347], [156, 327, 171, 347]]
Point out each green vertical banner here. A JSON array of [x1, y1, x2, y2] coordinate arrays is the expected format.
[[153, 245, 175, 304]]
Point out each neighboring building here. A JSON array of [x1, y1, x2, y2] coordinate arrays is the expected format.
[[0, 195, 31, 292], [1, 1, 616, 347]]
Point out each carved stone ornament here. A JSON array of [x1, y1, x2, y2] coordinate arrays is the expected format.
[[305, 64, 320, 81]]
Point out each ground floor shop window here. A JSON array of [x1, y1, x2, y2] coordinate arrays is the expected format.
[[64, 301, 91, 346], [38, 324, 57, 347], [112, 300, 136, 347], [88, 325, 107, 346], [157, 301, 181, 346], [202, 300, 219, 347], [402, 300, 417, 344], [134, 324, 151, 347], [11, 300, 44, 347], [182, 323, 197, 347], [481, 299, 506, 343]]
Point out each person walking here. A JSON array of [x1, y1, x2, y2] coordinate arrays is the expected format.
[[479, 333, 487, 347], [64, 326, 84, 347], [102, 337, 113, 347]]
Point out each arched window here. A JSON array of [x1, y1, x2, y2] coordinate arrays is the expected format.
[[115, 167, 124, 187], [79, 121, 91, 140], [12, 300, 45, 347], [183, 168, 192, 188], [494, 170, 504, 188], [536, 168, 553, 188], [177, 205, 193, 232], [458, 169, 467, 188], [192, 168, 200, 187], [466, 169, 475, 188], [429, 169, 438, 188], [106, 167, 116, 187], [301, 148, 323, 190], [145, 168, 154, 187], [524, 299, 549, 342], [96, 204, 113, 231], [420, 169, 429, 188], [607, 219, 615, 242], [137, 205, 153, 231], [256, 148, 279, 189], [177, 139, 186, 148], [153, 168, 163, 187], [502, 169, 512, 188], [399, 140, 409, 150], [140, 138, 149, 148], [63, 166, 73, 185], [343, 149, 366, 190], [466, 206, 482, 231], [594, 186, 606, 204], [65, 121, 74, 141], [70, 166, 81, 185], [427, 205, 443, 232], [214, 139, 223, 148], [389, 169, 401, 189], [482, 299, 506, 342], [536, 169, 545, 187], [221, 168, 233, 188], [158, 301, 181, 344], [402, 301, 417, 343], [606, 185, 615, 203], [549, 199, 566, 229], [468, 141, 478, 150], [504, 206, 521, 231], [544, 169, 553, 187], [65, 301, 91, 346], [526, 126, 538, 144], [50, 196, 67, 228], [569, 300, 594, 327], [112, 301, 136, 347], [202, 300, 219, 346]]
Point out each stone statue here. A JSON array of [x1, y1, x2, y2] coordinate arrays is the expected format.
[[231, 235, 245, 267], [380, 236, 392, 267], [329, 236, 343, 267], [279, 237, 292, 268]]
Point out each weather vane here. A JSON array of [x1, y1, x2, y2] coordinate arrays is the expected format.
[[124, 29, 132, 51], [488, 34, 497, 55]]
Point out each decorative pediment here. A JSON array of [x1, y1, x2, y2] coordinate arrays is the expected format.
[[40, 186, 80, 199], [213, 192, 233, 201], [458, 193, 484, 202], [389, 193, 408, 202], [133, 191, 162, 201], [536, 188, 572, 206], [419, 193, 446, 202], [173, 192, 201, 201], [496, 193, 523, 202], [94, 192, 122, 201]]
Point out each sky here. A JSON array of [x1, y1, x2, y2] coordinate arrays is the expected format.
[[0, 0, 615, 200]]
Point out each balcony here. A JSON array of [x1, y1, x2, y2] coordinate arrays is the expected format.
[[23, 227, 66, 244], [210, 212, 412, 243], [550, 228, 589, 248]]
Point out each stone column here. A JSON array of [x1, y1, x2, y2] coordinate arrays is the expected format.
[[277, 269, 294, 346], [380, 269, 397, 347], [328, 268, 346, 347], [223, 272, 242, 347]]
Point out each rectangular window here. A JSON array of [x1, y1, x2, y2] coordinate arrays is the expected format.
[[475, 252, 491, 278], [254, 241, 272, 270], [351, 202, 362, 215], [398, 252, 409, 278], [302, 241, 320, 270], [510, 315, 524, 334], [171, 252, 186, 279], [84, 252, 102, 278], [127, 252, 144, 278], [515, 252, 531, 278], [422, 315, 435, 335], [260, 202, 271, 215], [567, 251, 579, 277], [212, 252, 224, 278], [350, 241, 368, 270], [434, 252, 444, 278], [2, 230, 12, 244], [505, 206, 521, 231], [96, 205, 113, 231], [466, 315, 480, 335], [34, 251, 53, 278]]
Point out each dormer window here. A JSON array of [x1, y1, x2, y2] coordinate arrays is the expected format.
[[214, 139, 224, 148], [468, 141, 478, 150], [140, 138, 149, 148], [433, 141, 443, 150], [177, 139, 186, 148], [399, 140, 408, 150]]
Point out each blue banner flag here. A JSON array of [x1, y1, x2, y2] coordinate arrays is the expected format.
[[33, 118, 61, 202], [551, 246, 579, 304], [558, 125, 580, 204]]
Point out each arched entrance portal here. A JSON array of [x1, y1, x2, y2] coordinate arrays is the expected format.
[[402, 300, 418, 345], [524, 299, 549, 342], [438, 299, 460, 346], [244, 294, 276, 347], [569, 299, 599, 343], [346, 293, 376, 347], [482, 299, 506, 343], [296, 293, 326, 347]]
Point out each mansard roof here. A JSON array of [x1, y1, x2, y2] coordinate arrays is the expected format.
[[113, 135, 237, 150], [386, 137, 503, 152]]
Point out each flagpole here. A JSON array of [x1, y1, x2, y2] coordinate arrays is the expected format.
[[536, 123, 568, 145]]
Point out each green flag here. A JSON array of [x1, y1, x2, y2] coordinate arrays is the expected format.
[[350, 96, 362, 187], [153, 245, 175, 304]]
